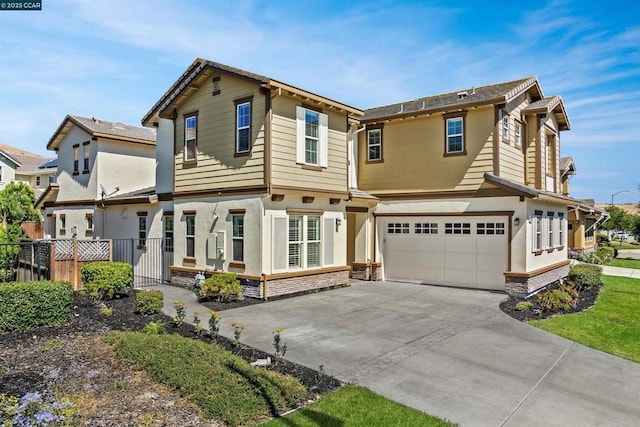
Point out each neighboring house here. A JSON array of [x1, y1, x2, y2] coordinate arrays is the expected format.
[[36, 115, 160, 243], [0, 143, 56, 196], [351, 77, 581, 296], [559, 157, 609, 253], [141, 58, 363, 298]]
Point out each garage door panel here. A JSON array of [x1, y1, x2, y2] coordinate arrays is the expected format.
[[383, 216, 507, 290]]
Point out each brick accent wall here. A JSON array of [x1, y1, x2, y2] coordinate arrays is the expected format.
[[505, 263, 570, 297], [267, 270, 349, 298]]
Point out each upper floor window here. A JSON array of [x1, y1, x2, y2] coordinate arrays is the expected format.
[[235, 99, 252, 155], [36, 176, 41, 187], [515, 121, 523, 148], [444, 114, 465, 155], [73, 144, 79, 174], [49, 175, 56, 184], [86, 213, 93, 232], [0, 166, 3, 182], [367, 127, 383, 162], [83, 142, 90, 173], [502, 113, 510, 141], [184, 114, 197, 162], [60, 214, 66, 231], [296, 106, 328, 167]]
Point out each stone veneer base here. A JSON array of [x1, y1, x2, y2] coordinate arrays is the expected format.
[[170, 268, 349, 300], [504, 263, 570, 297]]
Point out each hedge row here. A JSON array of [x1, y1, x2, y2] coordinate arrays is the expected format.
[[81, 261, 133, 299], [0, 281, 73, 332]]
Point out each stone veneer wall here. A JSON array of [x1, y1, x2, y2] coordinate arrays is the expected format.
[[266, 270, 349, 298], [170, 268, 349, 299], [351, 263, 382, 281], [504, 263, 570, 297]]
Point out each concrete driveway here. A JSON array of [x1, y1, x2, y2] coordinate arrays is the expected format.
[[163, 281, 640, 426]]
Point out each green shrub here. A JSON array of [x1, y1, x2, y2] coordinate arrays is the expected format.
[[135, 290, 164, 315], [142, 321, 165, 335], [536, 288, 577, 312], [0, 281, 73, 332], [515, 301, 533, 311], [200, 273, 243, 302], [596, 233, 609, 245], [106, 332, 305, 425], [597, 246, 615, 262], [81, 261, 132, 299], [569, 264, 602, 290]]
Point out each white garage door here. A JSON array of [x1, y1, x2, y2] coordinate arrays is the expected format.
[[382, 216, 508, 290]]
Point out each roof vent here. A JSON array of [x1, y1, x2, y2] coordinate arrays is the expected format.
[[92, 117, 101, 124], [422, 101, 426, 109], [112, 122, 126, 130], [399, 104, 404, 112], [457, 91, 468, 100], [471, 86, 476, 95]]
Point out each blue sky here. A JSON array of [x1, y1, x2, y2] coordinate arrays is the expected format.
[[1, 0, 638, 203]]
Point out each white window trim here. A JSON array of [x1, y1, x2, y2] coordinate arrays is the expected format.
[[367, 129, 382, 161], [515, 121, 522, 147], [286, 214, 323, 271], [185, 115, 197, 162], [446, 117, 464, 154], [533, 215, 543, 252], [502, 114, 509, 140], [231, 214, 244, 262], [236, 102, 251, 154], [296, 106, 328, 167]]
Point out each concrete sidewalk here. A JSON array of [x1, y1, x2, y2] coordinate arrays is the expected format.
[[147, 282, 640, 427], [601, 264, 640, 278]]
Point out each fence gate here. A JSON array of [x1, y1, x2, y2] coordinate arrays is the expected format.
[[112, 238, 172, 288], [49, 239, 111, 289]]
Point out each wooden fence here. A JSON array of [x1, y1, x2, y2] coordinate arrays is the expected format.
[[49, 239, 112, 289]]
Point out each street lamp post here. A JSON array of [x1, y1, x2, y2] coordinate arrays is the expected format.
[[611, 190, 629, 205]]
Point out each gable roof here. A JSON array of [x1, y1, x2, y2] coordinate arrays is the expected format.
[[483, 172, 576, 205], [0, 143, 56, 173], [560, 156, 576, 177], [361, 77, 541, 122], [142, 58, 363, 126], [47, 115, 156, 150], [522, 95, 570, 130]]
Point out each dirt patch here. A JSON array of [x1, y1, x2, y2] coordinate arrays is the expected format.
[[0, 291, 341, 425]]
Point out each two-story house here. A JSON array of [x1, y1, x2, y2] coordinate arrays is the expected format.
[[350, 78, 579, 296], [142, 59, 363, 298], [37, 115, 160, 241], [0, 143, 56, 196], [559, 157, 608, 253]]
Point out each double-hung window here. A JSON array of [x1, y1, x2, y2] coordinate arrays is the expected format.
[[184, 114, 197, 162], [73, 144, 79, 174], [444, 114, 465, 154], [232, 214, 244, 262], [36, 176, 41, 187], [185, 213, 196, 258], [296, 106, 328, 167], [558, 213, 565, 247], [164, 214, 174, 253], [235, 99, 251, 155], [533, 211, 543, 252], [502, 112, 510, 141], [138, 212, 147, 247], [547, 212, 555, 248], [288, 215, 321, 269], [515, 121, 523, 148], [83, 142, 90, 173], [367, 127, 383, 162]]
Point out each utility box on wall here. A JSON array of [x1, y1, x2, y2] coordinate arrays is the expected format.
[[208, 232, 225, 259]]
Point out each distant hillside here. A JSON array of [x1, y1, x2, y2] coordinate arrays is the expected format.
[[595, 203, 639, 215]]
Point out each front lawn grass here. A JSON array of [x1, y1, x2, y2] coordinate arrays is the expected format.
[[609, 258, 640, 269], [261, 385, 456, 427], [530, 275, 640, 363], [609, 240, 640, 250], [105, 332, 305, 426]]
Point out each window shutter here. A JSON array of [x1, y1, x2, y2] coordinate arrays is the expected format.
[[319, 112, 328, 167], [273, 216, 288, 272], [295, 106, 305, 164], [323, 217, 334, 266]]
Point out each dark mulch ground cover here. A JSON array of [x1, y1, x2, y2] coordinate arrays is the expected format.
[[0, 289, 341, 425], [500, 283, 601, 322]]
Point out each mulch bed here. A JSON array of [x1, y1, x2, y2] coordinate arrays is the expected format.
[[0, 290, 341, 426], [500, 283, 601, 322]]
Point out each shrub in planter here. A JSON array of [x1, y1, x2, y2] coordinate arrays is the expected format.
[[536, 288, 576, 312], [568, 264, 602, 290], [515, 301, 533, 311], [597, 246, 615, 259], [200, 273, 243, 302], [0, 281, 73, 332], [81, 261, 132, 299], [135, 290, 164, 315]]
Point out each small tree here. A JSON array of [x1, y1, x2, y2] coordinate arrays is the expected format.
[[0, 182, 41, 242]]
